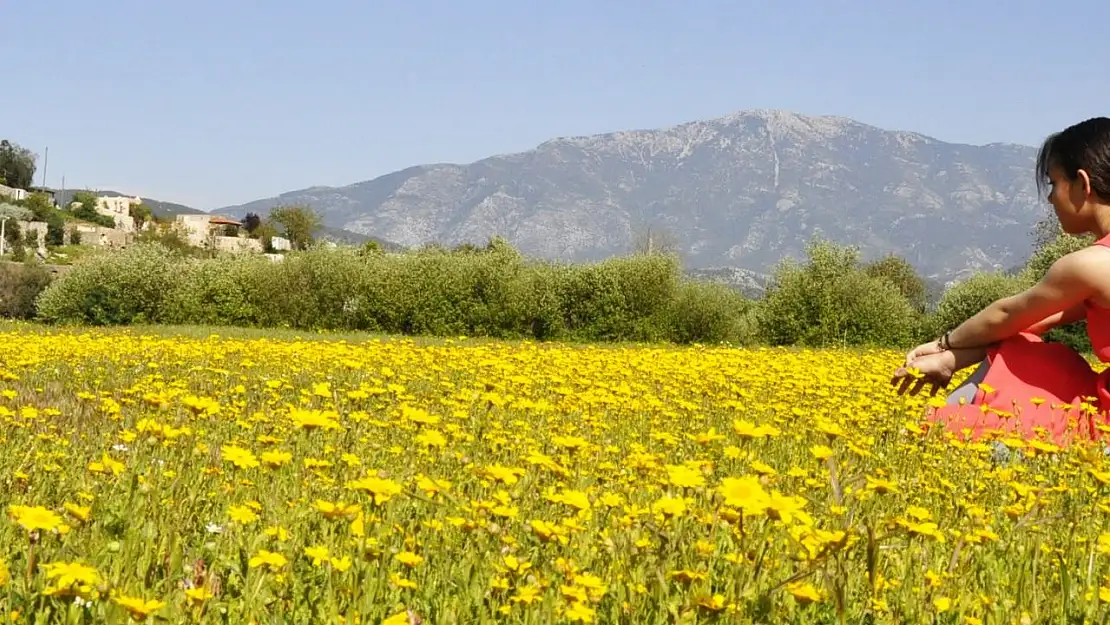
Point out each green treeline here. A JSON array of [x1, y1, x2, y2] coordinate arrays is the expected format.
[[0, 231, 1094, 350]]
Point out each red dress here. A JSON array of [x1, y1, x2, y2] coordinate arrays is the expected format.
[[926, 236, 1110, 445]]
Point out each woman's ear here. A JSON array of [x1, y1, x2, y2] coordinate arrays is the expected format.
[[1076, 169, 1094, 200]]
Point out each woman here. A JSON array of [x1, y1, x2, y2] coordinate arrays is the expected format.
[[892, 116, 1110, 445]]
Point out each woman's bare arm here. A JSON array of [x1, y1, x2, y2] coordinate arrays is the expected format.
[[1022, 302, 1087, 336]]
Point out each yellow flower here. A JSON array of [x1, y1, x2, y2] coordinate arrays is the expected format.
[[651, 495, 688, 518], [346, 476, 403, 505], [665, 464, 707, 488], [313, 499, 360, 520], [41, 561, 101, 590], [564, 601, 596, 623], [112, 594, 165, 621], [394, 551, 424, 567], [220, 445, 259, 469], [260, 450, 292, 468], [786, 581, 822, 604], [248, 550, 287, 572], [717, 476, 769, 515], [185, 587, 213, 602], [547, 488, 591, 512], [8, 505, 65, 533], [810, 445, 834, 461], [228, 505, 259, 525], [289, 408, 342, 431], [382, 609, 413, 625]]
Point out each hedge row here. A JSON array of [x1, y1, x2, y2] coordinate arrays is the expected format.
[[2, 234, 1091, 349], [28, 243, 755, 344]]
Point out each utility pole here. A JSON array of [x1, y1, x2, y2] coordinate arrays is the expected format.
[[41, 146, 48, 189]]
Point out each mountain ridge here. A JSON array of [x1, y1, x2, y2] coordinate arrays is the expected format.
[[211, 108, 1047, 281]]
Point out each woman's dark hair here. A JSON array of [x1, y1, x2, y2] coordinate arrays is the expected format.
[[1036, 117, 1110, 199]]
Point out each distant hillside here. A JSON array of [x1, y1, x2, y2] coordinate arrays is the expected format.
[[214, 109, 1047, 282]]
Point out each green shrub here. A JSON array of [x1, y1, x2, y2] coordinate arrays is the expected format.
[[557, 254, 681, 342], [160, 255, 274, 327], [757, 238, 921, 347], [1017, 233, 1095, 353], [32, 241, 759, 345], [0, 261, 52, 319], [1021, 233, 1094, 283], [35, 243, 177, 325], [864, 254, 929, 313], [925, 272, 1032, 339], [662, 280, 755, 345]]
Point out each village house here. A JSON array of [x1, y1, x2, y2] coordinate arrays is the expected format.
[[0, 184, 27, 202], [174, 214, 263, 253], [3, 191, 286, 259], [93, 195, 140, 232]]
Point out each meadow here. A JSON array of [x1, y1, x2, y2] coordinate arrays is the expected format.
[[1, 321, 1109, 624]]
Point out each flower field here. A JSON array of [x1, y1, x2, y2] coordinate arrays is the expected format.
[[1, 325, 1110, 624]]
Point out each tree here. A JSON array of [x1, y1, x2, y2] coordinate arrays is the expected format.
[[1019, 230, 1095, 353], [631, 223, 681, 256], [1031, 214, 1063, 250], [253, 221, 279, 252], [68, 190, 115, 228], [23, 192, 66, 247], [242, 212, 262, 235], [863, 254, 929, 313], [268, 205, 322, 251], [0, 203, 32, 256], [129, 203, 153, 229], [23, 192, 54, 220], [757, 236, 922, 346], [0, 140, 36, 190]]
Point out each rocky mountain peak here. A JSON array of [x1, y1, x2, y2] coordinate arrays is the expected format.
[[215, 109, 1044, 282]]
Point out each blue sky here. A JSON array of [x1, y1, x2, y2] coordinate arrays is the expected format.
[[3, 0, 1107, 209]]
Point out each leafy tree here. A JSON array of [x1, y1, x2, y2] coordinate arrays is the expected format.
[[0, 140, 36, 190], [631, 223, 681, 256], [22, 192, 54, 220], [68, 191, 115, 229], [1020, 230, 1096, 353], [927, 272, 1032, 339], [0, 203, 32, 256], [254, 221, 279, 252], [1021, 231, 1095, 283], [757, 237, 922, 346], [242, 212, 262, 235], [863, 254, 929, 313], [129, 203, 153, 229], [1031, 214, 1064, 250], [18, 192, 66, 247], [360, 240, 383, 256], [69, 190, 99, 212], [268, 205, 322, 251]]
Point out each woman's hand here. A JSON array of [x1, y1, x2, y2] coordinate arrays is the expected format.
[[891, 350, 958, 397], [904, 339, 944, 366]]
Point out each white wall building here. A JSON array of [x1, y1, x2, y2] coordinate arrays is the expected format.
[[94, 196, 140, 233]]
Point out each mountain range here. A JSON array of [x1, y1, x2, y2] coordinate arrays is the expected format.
[[67, 109, 1052, 286], [211, 109, 1047, 282]]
